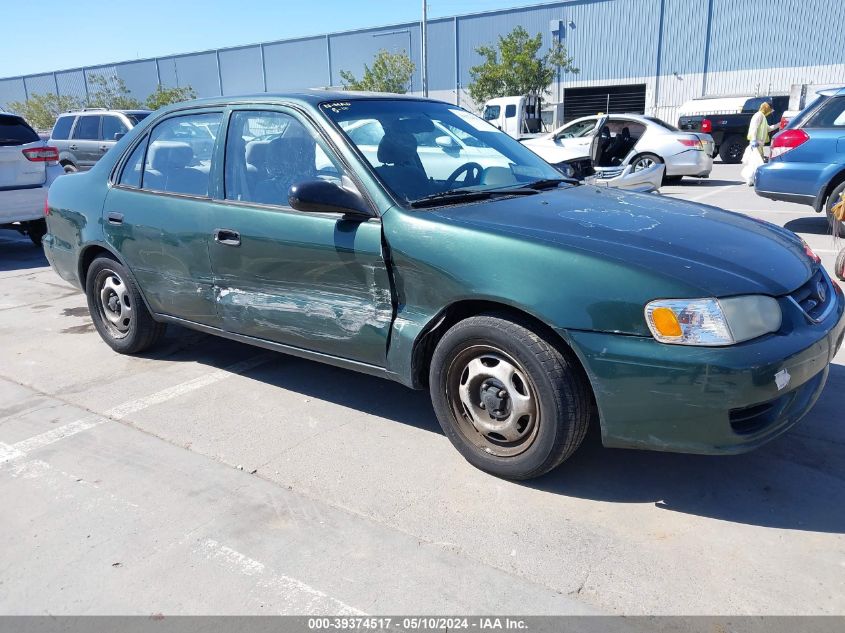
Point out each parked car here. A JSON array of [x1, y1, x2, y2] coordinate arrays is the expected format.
[[523, 113, 713, 185], [677, 95, 788, 163], [50, 108, 151, 173], [755, 87, 845, 236], [44, 92, 844, 480], [0, 110, 63, 244]]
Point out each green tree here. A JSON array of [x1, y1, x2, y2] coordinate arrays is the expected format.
[[6, 93, 84, 130], [340, 49, 415, 94], [86, 73, 142, 109], [144, 84, 197, 110], [467, 26, 579, 106]]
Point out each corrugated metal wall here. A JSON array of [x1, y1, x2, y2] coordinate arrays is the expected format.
[[2, 0, 843, 125]]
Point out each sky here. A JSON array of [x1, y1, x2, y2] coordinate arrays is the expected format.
[[0, 0, 553, 78]]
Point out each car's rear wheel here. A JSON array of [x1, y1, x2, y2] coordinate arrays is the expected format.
[[718, 135, 746, 164], [429, 314, 590, 480], [824, 181, 845, 238], [27, 219, 46, 246], [85, 256, 165, 354]]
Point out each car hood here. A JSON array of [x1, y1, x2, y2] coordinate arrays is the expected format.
[[430, 185, 814, 297]]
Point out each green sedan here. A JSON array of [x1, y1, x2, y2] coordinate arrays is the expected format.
[[43, 92, 845, 480]]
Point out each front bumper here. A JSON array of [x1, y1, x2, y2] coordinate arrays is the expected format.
[[665, 149, 713, 177], [566, 286, 845, 454], [589, 163, 664, 193]]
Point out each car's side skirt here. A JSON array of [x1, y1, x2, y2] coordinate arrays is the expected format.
[[156, 314, 398, 383]]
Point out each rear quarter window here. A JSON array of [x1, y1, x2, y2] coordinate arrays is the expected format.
[[51, 116, 75, 141], [804, 97, 845, 128], [0, 115, 39, 146]]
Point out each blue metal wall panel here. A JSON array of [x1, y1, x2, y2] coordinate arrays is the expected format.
[[263, 37, 329, 91], [657, 0, 709, 76], [166, 53, 221, 97], [329, 25, 421, 91], [55, 70, 87, 101], [219, 46, 264, 95], [116, 60, 160, 102], [0, 78, 27, 109], [23, 74, 57, 98], [426, 18, 456, 92], [707, 0, 845, 73]]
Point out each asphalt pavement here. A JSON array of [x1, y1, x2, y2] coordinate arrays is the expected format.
[[1, 163, 843, 616]]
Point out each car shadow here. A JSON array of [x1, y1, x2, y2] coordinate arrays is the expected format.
[[784, 216, 831, 236], [670, 178, 741, 187], [0, 229, 48, 272], [152, 325, 845, 534]]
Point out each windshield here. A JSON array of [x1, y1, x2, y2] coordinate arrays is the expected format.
[[126, 112, 151, 125], [645, 116, 679, 132], [321, 99, 562, 205]]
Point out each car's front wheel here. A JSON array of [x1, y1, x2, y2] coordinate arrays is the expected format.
[[85, 256, 165, 354], [429, 314, 591, 480]]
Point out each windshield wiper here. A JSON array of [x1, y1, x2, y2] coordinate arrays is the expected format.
[[410, 187, 536, 209], [519, 177, 580, 189]]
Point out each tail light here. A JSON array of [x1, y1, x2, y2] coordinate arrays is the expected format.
[[22, 146, 59, 163], [700, 118, 712, 133], [677, 138, 703, 150], [44, 198, 50, 216], [770, 129, 809, 158], [779, 116, 790, 130]]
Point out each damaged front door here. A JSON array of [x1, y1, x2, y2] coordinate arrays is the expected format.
[[208, 108, 393, 367]]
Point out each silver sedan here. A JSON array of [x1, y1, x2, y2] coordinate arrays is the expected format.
[[523, 113, 714, 183]]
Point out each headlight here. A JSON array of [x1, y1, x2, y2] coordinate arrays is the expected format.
[[645, 296, 782, 346]]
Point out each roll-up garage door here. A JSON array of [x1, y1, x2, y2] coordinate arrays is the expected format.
[[563, 84, 646, 122]]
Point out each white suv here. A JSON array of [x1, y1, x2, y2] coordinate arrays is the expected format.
[[0, 111, 63, 244]]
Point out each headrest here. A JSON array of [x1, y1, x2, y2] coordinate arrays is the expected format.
[[245, 140, 271, 166], [148, 141, 193, 171], [621, 127, 630, 139], [266, 135, 316, 175], [377, 131, 418, 165]]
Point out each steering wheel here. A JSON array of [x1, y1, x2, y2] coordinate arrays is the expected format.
[[445, 162, 483, 189]]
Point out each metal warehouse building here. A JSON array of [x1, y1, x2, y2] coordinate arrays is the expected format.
[[1, 0, 843, 124]]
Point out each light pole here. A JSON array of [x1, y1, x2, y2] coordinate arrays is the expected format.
[[421, 0, 428, 97]]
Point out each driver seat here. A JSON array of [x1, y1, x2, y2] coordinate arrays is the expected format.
[[374, 131, 430, 201]]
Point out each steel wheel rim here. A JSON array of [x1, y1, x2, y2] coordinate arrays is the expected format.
[[446, 345, 540, 457], [728, 143, 744, 161], [633, 156, 656, 172], [95, 268, 132, 339]]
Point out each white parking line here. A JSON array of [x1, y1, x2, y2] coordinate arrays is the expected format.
[[684, 184, 744, 202], [0, 353, 275, 464], [198, 538, 366, 615]]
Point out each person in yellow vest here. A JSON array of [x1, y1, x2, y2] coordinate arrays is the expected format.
[[747, 102, 778, 157]]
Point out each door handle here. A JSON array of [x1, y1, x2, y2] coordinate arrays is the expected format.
[[99, 145, 109, 152], [69, 145, 78, 150], [107, 212, 124, 225], [214, 228, 241, 247]]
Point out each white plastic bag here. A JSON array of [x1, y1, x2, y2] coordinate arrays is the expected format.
[[740, 146, 763, 185]]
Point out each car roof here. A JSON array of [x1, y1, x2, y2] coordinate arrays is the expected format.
[[817, 87, 845, 97], [155, 89, 445, 112], [60, 108, 153, 116]]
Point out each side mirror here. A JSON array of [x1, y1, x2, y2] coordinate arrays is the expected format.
[[288, 180, 373, 220], [113, 132, 125, 141], [435, 135, 456, 149]]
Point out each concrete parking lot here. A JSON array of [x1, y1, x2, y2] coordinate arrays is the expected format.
[[1, 162, 843, 616]]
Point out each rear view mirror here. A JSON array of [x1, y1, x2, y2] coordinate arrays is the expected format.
[[113, 132, 125, 141], [288, 180, 373, 220]]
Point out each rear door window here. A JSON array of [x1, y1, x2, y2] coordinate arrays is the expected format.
[[804, 97, 845, 128], [72, 116, 100, 140], [51, 116, 75, 141], [143, 112, 222, 196], [0, 115, 39, 146]]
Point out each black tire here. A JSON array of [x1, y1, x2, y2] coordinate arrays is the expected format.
[[630, 153, 662, 174], [62, 162, 78, 174], [27, 219, 46, 246], [835, 247, 845, 282], [824, 180, 845, 238], [719, 135, 746, 164], [85, 256, 165, 354], [429, 314, 591, 480]]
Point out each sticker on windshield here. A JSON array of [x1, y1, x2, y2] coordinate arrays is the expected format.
[[449, 108, 494, 131], [321, 101, 352, 113]]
